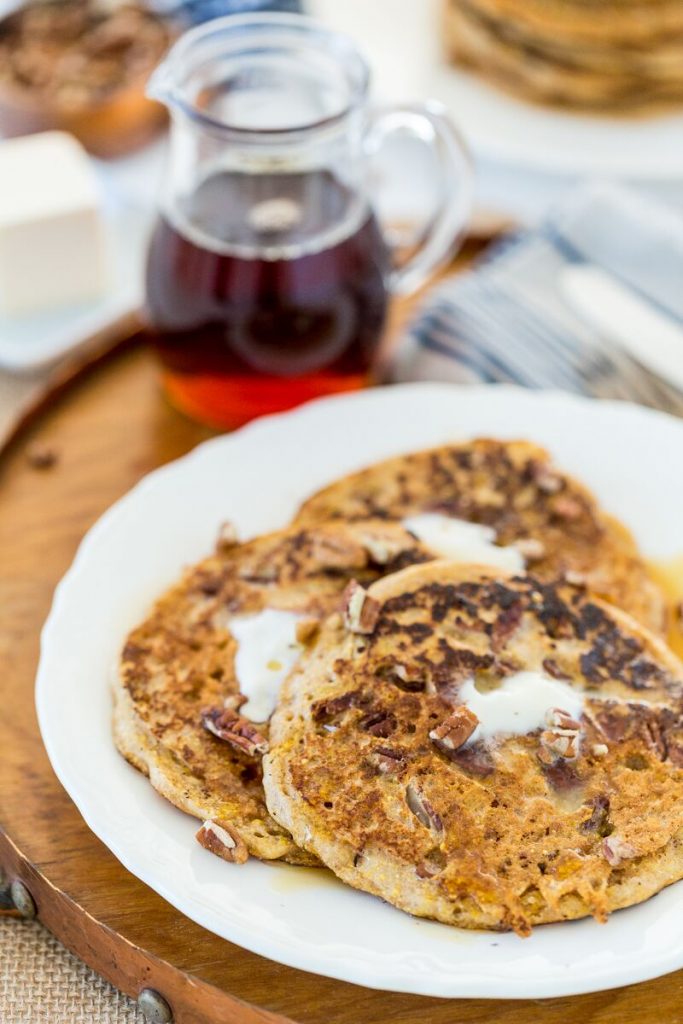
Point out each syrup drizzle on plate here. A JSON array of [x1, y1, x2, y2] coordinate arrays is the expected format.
[[648, 555, 683, 660]]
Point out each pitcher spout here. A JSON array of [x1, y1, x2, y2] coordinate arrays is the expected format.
[[146, 58, 176, 108]]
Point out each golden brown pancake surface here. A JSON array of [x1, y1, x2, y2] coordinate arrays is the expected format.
[[114, 519, 437, 863], [296, 439, 665, 634], [264, 562, 683, 932]]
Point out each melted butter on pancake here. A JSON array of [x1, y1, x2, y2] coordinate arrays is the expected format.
[[232, 609, 303, 722], [459, 671, 584, 744], [402, 514, 524, 573]]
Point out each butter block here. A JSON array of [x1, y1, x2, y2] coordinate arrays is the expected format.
[[0, 131, 107, 317]]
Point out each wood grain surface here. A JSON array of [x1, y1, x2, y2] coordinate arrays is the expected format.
[[2, 258, 683, 1023]]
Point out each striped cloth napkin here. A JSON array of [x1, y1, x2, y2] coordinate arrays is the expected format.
[[395, 182, 683, 417]]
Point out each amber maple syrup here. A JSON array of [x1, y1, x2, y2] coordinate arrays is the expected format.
[[648, 555, 683, 660], [146, 169, 389, 428]]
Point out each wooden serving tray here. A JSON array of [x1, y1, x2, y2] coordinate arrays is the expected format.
[[1, 295, 681, 1024]]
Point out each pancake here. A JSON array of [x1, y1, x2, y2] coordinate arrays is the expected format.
[[443, 0, 683, 112], [264, 562, 683, 933], [113, 518, 438, 864], [295, 439, 666, 634]]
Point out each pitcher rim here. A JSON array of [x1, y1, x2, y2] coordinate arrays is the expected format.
[[148, 11, 371, 140]]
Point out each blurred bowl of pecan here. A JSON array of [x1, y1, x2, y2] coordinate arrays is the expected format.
[[0, 0, 174, 158]]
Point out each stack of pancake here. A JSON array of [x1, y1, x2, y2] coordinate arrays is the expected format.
[[443, 0, 683, 112], [114, 438, 683, 935]]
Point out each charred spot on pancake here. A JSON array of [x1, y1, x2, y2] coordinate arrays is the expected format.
[[531, 581, 579, 639], [491, 600, 524, 652], [419, 639, 495, 690]]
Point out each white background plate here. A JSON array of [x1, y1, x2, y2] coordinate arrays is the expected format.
[[311, 0, 683, 180], [37, 384, 683, 1000]]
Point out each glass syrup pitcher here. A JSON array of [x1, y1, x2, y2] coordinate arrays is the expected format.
[[146, 13, 472, 428]]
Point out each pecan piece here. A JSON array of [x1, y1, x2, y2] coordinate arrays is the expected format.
[[342, 580, 381, 634], [539, 729, 579, 761], [546, 707, 582, 731], [196, 819, 248, 864], [531, 462, 562, 493], [602, 835, 637, 867], [406, 782, 443, 832], [377, 660, 426, 692], [311, 689, 362, 723], [358, 530, 412, 565], [368, 745, 405, 774], [202, 706, 269, 756], [580, 794, 612, 837], [359, 709, 397, 738], [416, 847, 448, 878], [429, 706, 478, 752], [539, 707, 581, 762], [215, 520, 239, 552]]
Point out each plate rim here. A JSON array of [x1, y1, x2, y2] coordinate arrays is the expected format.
[[35, 382, 683, 1000]]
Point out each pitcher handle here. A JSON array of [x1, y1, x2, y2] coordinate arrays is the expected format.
[[364, 101, 473, 296]]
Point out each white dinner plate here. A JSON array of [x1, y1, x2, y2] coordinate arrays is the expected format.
[[37, 384, 683, 1000], [310, 0, 683, 179]]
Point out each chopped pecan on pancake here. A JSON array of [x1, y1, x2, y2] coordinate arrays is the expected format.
[[416, 847, 448, 879], [359, 709, 397, 738], [342, 580, 381, 634], [406, 782, 443, 832], [602, 835, 637, 867], [367, 745, 405, 774], [202, 706, 269, 756], [546, 707, 581, 732], [529, 459, 562, 494], [196, 819, 248, 864], [215, 520, 239, 553], [580, 795, 612, 837], [539, 729, 579, 762], [357, 529, 414, 566], [429, 706, 478, 752], [310, 689, 365, 724], [376, 659, 427, 693]]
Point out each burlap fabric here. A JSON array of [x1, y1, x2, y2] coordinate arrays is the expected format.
[[0, 919, 144, 1023]]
